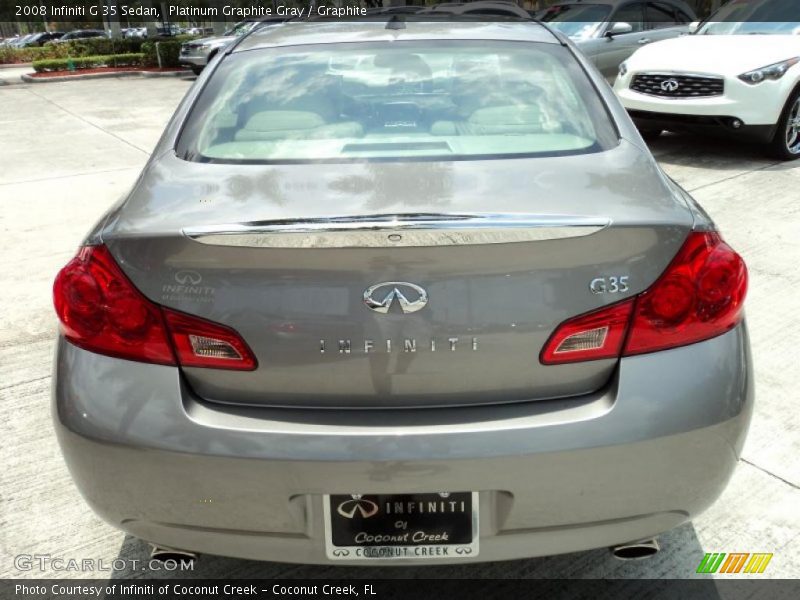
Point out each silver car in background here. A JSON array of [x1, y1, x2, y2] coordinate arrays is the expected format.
[[179, 19, 284, 75], [539, 0, 697, 81], [53, 19, 751, 565]]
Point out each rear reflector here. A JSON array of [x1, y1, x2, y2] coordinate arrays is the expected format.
[[541, 300, 634, 364], [541, 231, 747, 364], [164, 309, 257, 370], [54, 245, 256, 370]]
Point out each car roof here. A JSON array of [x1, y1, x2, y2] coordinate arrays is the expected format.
[[548, 0, 689, 6], [422, 1, 532, 17], [235, 19, 560, 52]]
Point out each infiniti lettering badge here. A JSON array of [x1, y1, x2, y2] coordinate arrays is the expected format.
[[363, 282, 428, 314], [320, 282, 478, 355]]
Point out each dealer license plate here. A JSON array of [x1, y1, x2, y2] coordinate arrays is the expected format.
[[323, 492, 479, 560]]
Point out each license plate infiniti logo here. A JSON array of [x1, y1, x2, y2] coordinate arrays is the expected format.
[[363, 282, 428, 314], [337, 495, 379, 519]]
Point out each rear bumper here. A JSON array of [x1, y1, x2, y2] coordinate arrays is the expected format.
[[53, 324, 753, 565]]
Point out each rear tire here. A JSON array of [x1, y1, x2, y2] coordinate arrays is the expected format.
[[190, 65, 203, 76], [769, 88, 800, 161]]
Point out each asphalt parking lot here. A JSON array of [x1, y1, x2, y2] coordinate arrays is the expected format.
[[1, 76, 798, 581]]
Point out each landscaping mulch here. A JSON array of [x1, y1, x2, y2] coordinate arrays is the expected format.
[[29, 66, 188, 78]]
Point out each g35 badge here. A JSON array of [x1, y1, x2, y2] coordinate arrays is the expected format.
[[590, 276, 630, 294]]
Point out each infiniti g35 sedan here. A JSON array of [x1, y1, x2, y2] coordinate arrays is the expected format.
[[52, 19, 752, 565]]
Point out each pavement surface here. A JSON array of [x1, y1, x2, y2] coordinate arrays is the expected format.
[[0, 66, 33, 86], [0, 77, 798, 582]]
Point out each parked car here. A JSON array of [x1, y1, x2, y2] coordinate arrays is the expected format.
[[53, 19, 751, 565], [421, 1, 531, 18], [8, 33, 34, 48], [538, 0, 697, 81], [186, 26, 214, 36], [614, 0, 800, 159], [123, 27, 148, 39], [13, 31, 64, 47], [179, 18, 283, 75], [50, 29, 108, 44], [156, 24, 182, 37]]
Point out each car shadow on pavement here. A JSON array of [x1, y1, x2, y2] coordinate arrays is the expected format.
[[646, 132, 796, 172], [107, 522, 719, 589]]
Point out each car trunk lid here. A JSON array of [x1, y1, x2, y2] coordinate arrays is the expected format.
[[104, 142, 693, 408]]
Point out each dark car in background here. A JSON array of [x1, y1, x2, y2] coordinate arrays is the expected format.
[[50, 29, 108, 44], [14, 31, 64, 47]]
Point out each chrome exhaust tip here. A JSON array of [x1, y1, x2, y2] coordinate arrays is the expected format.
[[611, 538, 660, 560], [149, 544, 197, 564]]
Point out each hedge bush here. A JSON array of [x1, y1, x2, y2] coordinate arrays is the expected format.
[[0, 46, 54, 64], [51, 37, 145, 56], [1, 34, 197, 64], [140, 40, 181, 67], [32, 53, 144, 73]]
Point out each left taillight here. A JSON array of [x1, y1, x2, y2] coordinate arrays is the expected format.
[[53, 245, 256, 370]]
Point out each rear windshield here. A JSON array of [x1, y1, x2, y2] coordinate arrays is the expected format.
[[177, 40, 618, 163]]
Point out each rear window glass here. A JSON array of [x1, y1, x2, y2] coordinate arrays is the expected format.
[[177, 40, 618, 163]]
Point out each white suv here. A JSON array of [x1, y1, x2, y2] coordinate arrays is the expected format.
[[614, 0, 800, 159]]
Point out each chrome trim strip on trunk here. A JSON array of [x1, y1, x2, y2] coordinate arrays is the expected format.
[[183, 213, 610, 248]]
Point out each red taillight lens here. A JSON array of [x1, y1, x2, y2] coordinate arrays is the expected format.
[[541, 232, 747, 364], [53, 246, 175, 365], [624, 232, 747, 355], [540, 300, 634, 364], [53, 245, 256, 370]]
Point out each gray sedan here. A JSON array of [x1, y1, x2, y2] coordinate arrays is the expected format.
[[53, 19, 751, 565], [539, 0, 697, 81]]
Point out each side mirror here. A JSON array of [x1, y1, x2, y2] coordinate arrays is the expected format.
[[606, 22, 634, 37], [688, 21, 700, 33]]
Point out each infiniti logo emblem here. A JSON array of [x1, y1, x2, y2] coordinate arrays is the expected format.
[[363, 282, 428, 314], [337, 495, 379, 519], [660, 78, 680, 92], [174, 270, 202, 285]]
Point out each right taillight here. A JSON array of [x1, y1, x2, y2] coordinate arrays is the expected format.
[[623, 231, 748, 356], [541, 231, 747, 364]]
